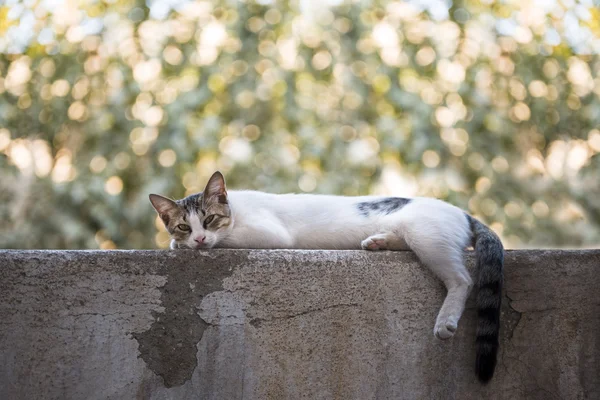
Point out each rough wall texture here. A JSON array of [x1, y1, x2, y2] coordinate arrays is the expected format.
[[0, 249, 598, 400]]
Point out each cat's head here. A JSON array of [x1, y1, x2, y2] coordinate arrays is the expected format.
[[149, 171, 232, 249]]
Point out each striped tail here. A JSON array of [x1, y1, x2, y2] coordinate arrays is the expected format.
[[467, 215, 504, 383]]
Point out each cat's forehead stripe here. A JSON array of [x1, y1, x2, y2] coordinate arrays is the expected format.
[[177, 192, 203, 214]]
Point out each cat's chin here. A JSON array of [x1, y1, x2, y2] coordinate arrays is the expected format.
[[193, 243, 215, 249]]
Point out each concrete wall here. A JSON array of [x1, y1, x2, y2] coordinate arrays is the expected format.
[[0, 249, 598, 400]]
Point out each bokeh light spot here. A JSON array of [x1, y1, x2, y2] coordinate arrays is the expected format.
[[105, 176, 124, 195], [158, 149, 177, 167], [422, 150, 440, 168]]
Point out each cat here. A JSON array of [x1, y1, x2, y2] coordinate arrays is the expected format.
[[149, 171, 504, 383]]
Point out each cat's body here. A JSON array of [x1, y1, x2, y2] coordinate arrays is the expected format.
[[216, 192, 467, 251], [150, 171, 504, 383]]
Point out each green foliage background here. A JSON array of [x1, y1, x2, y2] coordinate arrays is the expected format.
[[1, 0, 599, 249]]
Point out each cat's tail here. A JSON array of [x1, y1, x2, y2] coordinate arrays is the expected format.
[[467, 215, 504, 383]]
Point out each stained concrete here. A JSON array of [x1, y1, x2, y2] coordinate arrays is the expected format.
[[0, 249, 598, 400]]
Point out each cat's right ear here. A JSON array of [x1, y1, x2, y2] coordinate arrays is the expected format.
[[203, 171, 228, 205], [149, 194, 178, 226]]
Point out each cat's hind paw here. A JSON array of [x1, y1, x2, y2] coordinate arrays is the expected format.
[[361, 235, 388, 251], [434, 317, 458, 340]]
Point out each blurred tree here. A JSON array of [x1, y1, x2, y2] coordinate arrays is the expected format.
[[0, 0, 599, 249]]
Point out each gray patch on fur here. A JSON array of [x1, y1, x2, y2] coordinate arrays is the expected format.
[[356, 198, 411, 217]]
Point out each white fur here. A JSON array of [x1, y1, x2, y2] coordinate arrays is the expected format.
[[176, 213, 211, 249], [179, 190, 475, 340], [219, 191, 470, 250]]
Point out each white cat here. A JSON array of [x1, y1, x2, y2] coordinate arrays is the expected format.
[[150, 171, 504, 383]]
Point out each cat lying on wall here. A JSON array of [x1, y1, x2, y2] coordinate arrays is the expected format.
[[150, 171, 504, 383]]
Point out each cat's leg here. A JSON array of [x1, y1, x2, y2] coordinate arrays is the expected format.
[[364, 230, 471, 338], [392, 201, 473, 339], [430, 262, 472, 340], [365, 200, 473, 339], [403, 234, 473, 340], [361, 232, 409, 251]]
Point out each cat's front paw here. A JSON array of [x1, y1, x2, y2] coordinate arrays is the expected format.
[[361, 235, 388, 251]]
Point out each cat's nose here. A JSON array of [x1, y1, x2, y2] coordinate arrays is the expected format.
[[195, 236, 206, 244]]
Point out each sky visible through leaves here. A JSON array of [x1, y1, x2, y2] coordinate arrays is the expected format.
[[1, 0, 599, 249]]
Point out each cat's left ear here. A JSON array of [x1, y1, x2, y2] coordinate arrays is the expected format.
[[149, 194, 178, 226], [203, 171, 228, 205]]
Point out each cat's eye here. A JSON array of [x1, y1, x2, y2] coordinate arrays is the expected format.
[[204, 215, 215, 226], [177, 224, 191, 232]]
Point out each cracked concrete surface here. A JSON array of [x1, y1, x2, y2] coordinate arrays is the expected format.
[[0, 249, 598, 400]]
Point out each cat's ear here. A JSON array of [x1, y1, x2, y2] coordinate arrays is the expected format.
[[203, 171, 228, 205], [149, 194, 178, 226]]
